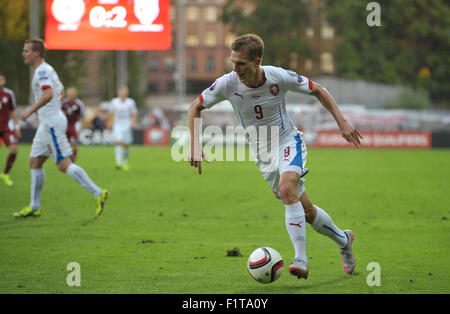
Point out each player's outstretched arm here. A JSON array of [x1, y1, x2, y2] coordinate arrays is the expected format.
[[188, 97, 209, 174], [311, 82, 363, 148]]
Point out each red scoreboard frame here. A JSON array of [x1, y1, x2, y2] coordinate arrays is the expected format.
[[45, 0, 171, 50]]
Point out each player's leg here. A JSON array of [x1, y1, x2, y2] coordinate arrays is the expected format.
[[113, 125, 125, 168], [123, 144, 129, 164], [14, 123, 50, 218], [4, 143, 18, 174], [121, 143, 130, 170], [61, 159, 108, 216], [57, 157, 101, 196], [114, 142, 123, 168], [71, 143, 77, 162], [13, 156, 47, 218], [1, 132, 18, 186], [29, 156, 46, 209], [300, 192, 347, 246], [299, 192, 356, 274], [55, 142, 108, 217], [121, 128, 133, 169], [276, 133, 310, 278], [68, 132, 77, 162], [279, 171, 309, 279]]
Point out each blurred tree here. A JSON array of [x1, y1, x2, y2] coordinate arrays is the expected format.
[[222, 0, 310, 70], [0, 0, 30, 105], [383, 89, 432, 110], [325, 0, 450, 107], [127, 51, 145, 107], [96, 52, 145, 107], [0, 0, 87, 106], [0, 0, 28, 39]]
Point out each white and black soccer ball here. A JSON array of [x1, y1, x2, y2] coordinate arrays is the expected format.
[[247, 247, 284, 284]]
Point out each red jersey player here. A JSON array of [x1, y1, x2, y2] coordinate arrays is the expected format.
[[61, 87, 85, 162], [0, 73, 21, 186]]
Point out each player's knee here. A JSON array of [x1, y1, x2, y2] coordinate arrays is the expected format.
[[57, 162, 70, 173], [55, 158, 71, 173], [279, 183, 298, 204], [29, 158, 40, 169], [10, 145, 18, 153]]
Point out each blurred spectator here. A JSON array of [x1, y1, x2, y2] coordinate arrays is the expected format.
[[146, 107, 171, 130], [91, 107, 106, 132]]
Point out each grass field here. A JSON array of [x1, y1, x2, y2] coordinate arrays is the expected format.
[[0, 144, 449, 294]]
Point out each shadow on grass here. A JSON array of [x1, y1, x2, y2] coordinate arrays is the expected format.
[[239, 272, 360, 294], [80, 217, 101, 226], [0, 216, 51, 228], [0, 214, 101, 228]]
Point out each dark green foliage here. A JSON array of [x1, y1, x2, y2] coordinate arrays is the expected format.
[[325, 0, 450, 106], [222, 0, 310, 68]]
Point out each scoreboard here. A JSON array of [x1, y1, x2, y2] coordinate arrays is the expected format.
[[45, 0, 171, 50]]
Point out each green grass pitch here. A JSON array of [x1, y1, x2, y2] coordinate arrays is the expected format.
[[0, 144, 449, 293]]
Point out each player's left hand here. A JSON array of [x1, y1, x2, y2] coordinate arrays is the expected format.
[[340, 121, 363, 148]]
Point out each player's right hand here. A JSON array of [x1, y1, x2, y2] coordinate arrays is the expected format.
[[20, 110, 31, 121], [188, 149, 210, 175]]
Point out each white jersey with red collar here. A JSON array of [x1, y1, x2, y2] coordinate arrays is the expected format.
[[200, 66, 313, 144], [32, 61, 64, 121]]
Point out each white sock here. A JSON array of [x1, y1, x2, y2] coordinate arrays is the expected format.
[[123, 147, 130, 164], [66, 163, 101, 198], [311, 205, 348, 248], [30, 168, 45, 210], [285, 202, 307, 262], [115, 146, 123, 165]]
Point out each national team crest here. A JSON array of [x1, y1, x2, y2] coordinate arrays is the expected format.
[[269, 84, 279, 96]]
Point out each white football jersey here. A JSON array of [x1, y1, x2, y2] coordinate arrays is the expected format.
[[110, 97, 138, 128], [200, 66, 313, 144], [32, 62, 64, 121]]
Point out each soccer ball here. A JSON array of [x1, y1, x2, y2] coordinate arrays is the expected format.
[[247, 247, 284, 284]]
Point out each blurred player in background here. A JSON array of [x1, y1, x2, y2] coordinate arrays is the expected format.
[[14, 38, 108, 218], [148, 106, 171, 131], [0, 73, 21, 186], [188, 34, 363, 280], [109, 86, 137, 171], [61, 86, 85, 162]]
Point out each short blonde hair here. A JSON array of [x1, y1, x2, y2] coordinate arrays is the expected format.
[[25, 38, 46, 57], [231, 34, 264, 60]]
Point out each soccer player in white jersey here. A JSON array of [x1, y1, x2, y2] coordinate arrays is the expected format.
[[14, 38, 108, 218], [188, 34, 363, 279], [109, 86, 137, 171]]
